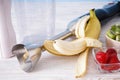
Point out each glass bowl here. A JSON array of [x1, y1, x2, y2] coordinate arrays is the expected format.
[[92, 47, 120, 73]]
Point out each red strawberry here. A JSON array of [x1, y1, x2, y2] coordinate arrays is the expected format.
[[106, 48, 117, 63], [96, 51, 107, 63], [106, 48, 117, 56], [109, 55, 120, 63], [101, 64, 120, 71], [97, 48, 120, 72]]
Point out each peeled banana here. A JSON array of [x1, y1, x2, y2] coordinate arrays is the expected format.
[[75, 15, 90, 38], [84, 37, 102, 47], [53, 37, 102, 55], [44, 39, 86, 56], [53, 39, 86, 55], [75, 9, 101, 78], [44, 37, 102, 56], [43, 9, 102, 78]]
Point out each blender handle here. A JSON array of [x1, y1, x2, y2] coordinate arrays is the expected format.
[[95, 1, 120, 21], [68, 1, 120, 29], [75, 1, 120, 22]]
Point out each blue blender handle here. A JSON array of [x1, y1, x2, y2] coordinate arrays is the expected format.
[[51, 1, 120, 42], [67, 1, 120, 31], [95, 1, 120, 21]]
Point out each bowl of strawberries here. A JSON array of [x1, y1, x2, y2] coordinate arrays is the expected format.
[[92, 47, 120, 73]]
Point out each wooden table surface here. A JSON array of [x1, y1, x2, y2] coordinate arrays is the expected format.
[[0, 2, 120, 80]]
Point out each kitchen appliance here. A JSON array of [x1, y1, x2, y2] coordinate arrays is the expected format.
[[12, 1, 120, 72]]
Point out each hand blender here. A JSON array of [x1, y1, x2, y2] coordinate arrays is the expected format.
[[12, 1, 120, 72]]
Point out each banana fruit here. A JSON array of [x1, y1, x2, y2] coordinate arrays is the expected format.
[[85, 9, 101, 39], [44, 37, 102, 56], [53, 38, 101, 55], [75, 9, 101, 78], [84, 37, 102, 47], [75, 48, 89, 78], [44, 40, 66, 56], [53, 38, 86, 55], [43, 9, 101, 78], [75, 15, 90, 38]]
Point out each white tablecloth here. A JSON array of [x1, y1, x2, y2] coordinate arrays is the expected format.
[[0, 2, 120, 80]]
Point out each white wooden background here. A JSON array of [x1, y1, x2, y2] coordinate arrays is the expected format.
[[0, 2, 120, 80]]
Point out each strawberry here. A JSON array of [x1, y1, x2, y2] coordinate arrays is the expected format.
[[106, 48, 117, 63], [100, 48, 120, 71], [109, 55, 120, 63], [101, 64, 120, 71], [96, 51, 107, 63], [106, 48, 117, 56]]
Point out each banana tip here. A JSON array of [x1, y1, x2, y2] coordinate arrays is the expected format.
[[91, 8, 95, 11]]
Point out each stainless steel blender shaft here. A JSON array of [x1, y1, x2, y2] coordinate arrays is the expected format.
[[12, 16, 81, 72]]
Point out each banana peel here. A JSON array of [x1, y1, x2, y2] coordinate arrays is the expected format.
[[43, 9, 101, 78], [75, 48, 90, 78], [75, 9, 101, 78], [85, 9, 101, 39], [44, 40, 81, 56], [44, 40, 66, 56], [44, 38, 102, 56]]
